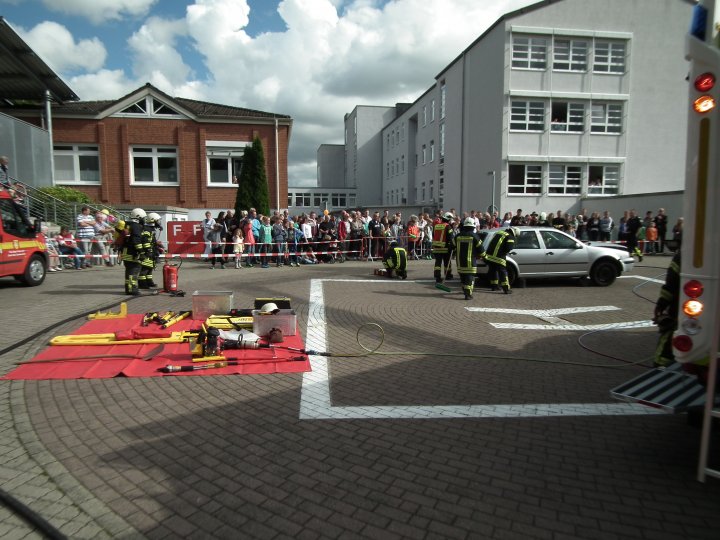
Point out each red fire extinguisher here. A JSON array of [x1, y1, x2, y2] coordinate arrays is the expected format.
[[163, 257, 182, 293]]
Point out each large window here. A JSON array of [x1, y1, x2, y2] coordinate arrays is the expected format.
[[553, 39, 588, 71], [508, 164, 542, 195], [548, 164, 582, 195], [331, 193, 347, 207], [591, 103, 623, 133], [594, 41, 626, 73], [440, 123, 445, 159], [510, 101, 545, 131], [440, 81, 446, 119], [551, 102, 585, 132], [54, 145, 100, 184], [313, 193, 329, 208], [131, 146, 178, 184], [588, 165, 620, 195], [512, 36, 547, 69], [294, 192, 311, 206]]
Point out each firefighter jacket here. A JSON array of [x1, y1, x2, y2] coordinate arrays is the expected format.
[[431, 222, 453, 254], [383, 246, 408, 270], [121, 220, 145, 263], [140, 223, 158, 266], [453, 228, 482, 274], [656, 251, 680, 320], [483, 230, 515, 266]]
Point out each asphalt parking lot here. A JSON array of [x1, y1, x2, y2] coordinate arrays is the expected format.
[[1, 256, 719, 539]]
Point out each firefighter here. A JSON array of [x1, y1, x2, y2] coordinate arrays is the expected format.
[[453, 217, 483, 300], [139, 212, 162, 289], [382, 239, 408, 279], [121, 208, 147, 296], [432, 211, 454, 283], [483, 227, 517, 294], [653, 250, 680, 367]]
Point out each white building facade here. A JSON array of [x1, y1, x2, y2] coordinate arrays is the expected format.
[[317, 0, 693, 219]]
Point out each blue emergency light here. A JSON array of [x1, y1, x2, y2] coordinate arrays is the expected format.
[[690, 4, 708, 41]]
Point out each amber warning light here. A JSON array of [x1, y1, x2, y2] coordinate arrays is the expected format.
[[694, 95, 716, 113]]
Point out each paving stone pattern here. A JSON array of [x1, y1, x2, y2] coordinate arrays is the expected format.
[[0, 258, 719, 539]]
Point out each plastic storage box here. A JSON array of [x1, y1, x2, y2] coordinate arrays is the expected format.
[[192, 291, 234, 320], [252, 309, 297, 336]]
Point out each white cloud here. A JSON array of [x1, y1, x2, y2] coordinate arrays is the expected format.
[[19, 21, 107, 73], [41, 0, 157, 24], [67, 69, 136, 99], [128, 17, 191, 88]]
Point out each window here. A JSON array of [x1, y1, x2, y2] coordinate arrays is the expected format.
[[431, 99, 436, 121], [348, 194, 356, 207], [208, 157, 243, 184], [430, 141, 435, 162], [287, 194, 293, 207], [440, 123, 445, 159], [512, 36, 547, 69], [423, 106, 427, 126], [331, 193, 347, 207], [421, 182, 426, 201], [511, 101, 545, 131], [550, 102, 585, 132], [594, 41, 626, 74], [440, 81, 446, 119], [515, 230, 541, 249], [548, 164, 582, 195], [395, 130, 400, 145], [588, 165, 620, 195], [429, 179, 434, 201], [130, 146, 178, 184], [541, 230, 578, 249], [294, 193, 311, 206], [386, 133, 390, 150], [0, 199, 34, 238], [553, 39, 588, 71], [118, 96, 181, 117], [314, 193, 329, 207], [591, 102, 623, 133], [54, 145, 100, 184], [422, 145, 427, 165], [401, 122, 405, 141], [401, 155, 405, 173], [508, 164, 542, 195], [353, 116, 357, 134], [386, 162, 390, 179]]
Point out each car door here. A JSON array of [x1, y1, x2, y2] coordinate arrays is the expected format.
[[0, 197, 34, 276], [508, 229, 546, 276], [539, 229, 589, 275]]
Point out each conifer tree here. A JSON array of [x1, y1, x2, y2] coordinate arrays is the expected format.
[[251, 136, 270, 215]]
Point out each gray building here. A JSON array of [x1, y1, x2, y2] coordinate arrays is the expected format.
[[316, 144, 345, 189], [319, 0, 692, 220]]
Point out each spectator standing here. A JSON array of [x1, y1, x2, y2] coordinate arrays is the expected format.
[[672, 217, 683, 247], [552, 210, 567, 231], [40, 225, 62, 272], [242, 215, 256, 267], [654, 208, 669, 253], [76, 206, 95, 268], [645, 222, 658, 254], [0, 156, 10, 189], [208, 211, 226, 269], [258, 215, 273, 268], [93, 211, 114, 266], [587, 212, 601, 241], [271, 215, 287, 266], [598, 210, 614, 241], [232, 227, 244, 268], [368, 211, 383, 258], [510, 209, 525, 226], [202, 211, 215, 261], [407, 216, 420, 259]]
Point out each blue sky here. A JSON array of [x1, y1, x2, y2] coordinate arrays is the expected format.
[[0, 0, 535, 186]]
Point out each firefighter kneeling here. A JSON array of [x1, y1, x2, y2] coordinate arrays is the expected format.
[[382, 240, 407, 279], [483, 227, 517, 295], [453, 218, 483, 300]]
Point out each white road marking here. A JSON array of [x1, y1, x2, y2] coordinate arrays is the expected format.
[[299, 279, 663, 420], [466, 306, 621, 317], [490, 321, 655, 330], [620, 275, 665, 284]]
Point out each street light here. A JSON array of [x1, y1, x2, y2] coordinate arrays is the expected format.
[[487, 170, 496, 214]]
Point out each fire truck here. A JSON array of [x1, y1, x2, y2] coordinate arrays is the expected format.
[[0, 189, 48, 286], [611, 0, 720, 482]]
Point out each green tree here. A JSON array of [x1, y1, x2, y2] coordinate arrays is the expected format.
[[234, 136, 270, 215]]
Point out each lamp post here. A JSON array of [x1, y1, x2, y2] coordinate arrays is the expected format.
[[487, 170, 496, 214]]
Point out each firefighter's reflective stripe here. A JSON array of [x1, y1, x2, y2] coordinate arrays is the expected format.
[[383, 247, 407, 270], [454, 234, 480, 273], [485, 231, 514, 265], [432, 223, 450, 253], [0, 240, 46, 251]]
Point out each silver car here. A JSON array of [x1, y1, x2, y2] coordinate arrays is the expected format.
[[476, 227, 635, 287]]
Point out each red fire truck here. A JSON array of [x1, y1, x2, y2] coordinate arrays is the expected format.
[[0, 189, 48, 286]]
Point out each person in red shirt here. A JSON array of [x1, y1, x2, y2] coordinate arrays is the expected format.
[[55, 226, 84, 269]]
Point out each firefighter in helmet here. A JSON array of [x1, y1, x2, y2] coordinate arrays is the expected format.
[[453, 217, 483, 300], [482, 226, 517, 294], [432, 211, 455, 283], [121, 208, 147, 295], [382, 239, 408, 279], [653, 249, 680, 367], [138, 212, 162, 289]]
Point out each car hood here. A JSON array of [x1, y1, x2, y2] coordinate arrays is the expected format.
[[583, 241, 629, 253]]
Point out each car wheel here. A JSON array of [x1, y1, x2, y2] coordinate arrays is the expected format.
[[590, 260, 617, 287], [21, 254, 46, 286]]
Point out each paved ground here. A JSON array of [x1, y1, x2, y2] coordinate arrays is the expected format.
[[0, 255, 719, 539]]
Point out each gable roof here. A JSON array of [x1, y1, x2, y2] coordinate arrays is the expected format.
[[52, 83, 291, 123], [0, 17, 78, 103]]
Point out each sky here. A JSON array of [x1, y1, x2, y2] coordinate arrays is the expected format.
[[2, 0, 555, 186]]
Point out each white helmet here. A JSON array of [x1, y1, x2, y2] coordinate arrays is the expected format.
[[130, 208, 146, 220], [510, 227, 521, 237], [443, 212, 453, 221], [463, 217, 475, 228], [147, 212, 161, 224], [259, 303, 280, 315]]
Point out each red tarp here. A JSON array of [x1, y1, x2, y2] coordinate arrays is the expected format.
[[3, 315, 310, 380]]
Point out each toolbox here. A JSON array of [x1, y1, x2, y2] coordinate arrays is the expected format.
[[192, 291, 234, 320], [252, 309, 297, 336]]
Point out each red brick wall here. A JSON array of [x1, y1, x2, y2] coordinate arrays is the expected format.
[[50, 116, 290, 210]]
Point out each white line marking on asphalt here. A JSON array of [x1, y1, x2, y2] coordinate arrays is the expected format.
[[466, 306, 621, 317], [490, 321, 654, 330], [299, 279, 663, 420], [620, 275, 665, 284]]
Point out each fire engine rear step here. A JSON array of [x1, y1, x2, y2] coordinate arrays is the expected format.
[[610, 363, 707, 413]]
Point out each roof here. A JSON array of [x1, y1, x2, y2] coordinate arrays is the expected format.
[[0, 17, 78, 103], [52, 83, 291, 122]]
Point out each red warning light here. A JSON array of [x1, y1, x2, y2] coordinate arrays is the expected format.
[[695, 72, 716, 92]]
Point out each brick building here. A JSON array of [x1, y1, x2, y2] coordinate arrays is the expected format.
[[36, 83, 291, 218]]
